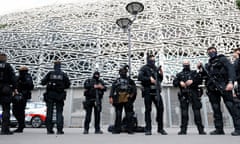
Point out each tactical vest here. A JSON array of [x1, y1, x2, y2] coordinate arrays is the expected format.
[[179, 71, 192, 82], [208, 56, 227, 81], [47, 71, 65, 91], [116, 78, 130, 103]]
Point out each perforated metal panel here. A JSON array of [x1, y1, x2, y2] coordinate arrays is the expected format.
[[0, 0, 239, 87]]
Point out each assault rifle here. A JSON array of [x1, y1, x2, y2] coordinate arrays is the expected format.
[[154, 66, 162, 107], [95, 88, 101, 111], [92, 79, 101, 111], [200, 64, 225, 95]]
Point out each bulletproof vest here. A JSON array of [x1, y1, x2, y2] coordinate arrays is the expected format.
[[50, 73, 63, 81], [179, 70, 193, 82], [0, 63, 6, 81], [208, 56, 227, 80], [116, 78, 129, 92], [47, 71, 64, 91], [115, 78, 130, 103]]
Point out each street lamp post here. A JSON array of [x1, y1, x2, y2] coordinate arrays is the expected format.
[[116, 2, 144, 78]]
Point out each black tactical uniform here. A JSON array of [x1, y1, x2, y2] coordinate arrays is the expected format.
[[12, 66, 34, 133], [173, 64, 206, 135], [138, 56, 167, 135], [109, 66, 137, 134], [232, 55, 240, 136], [233, 56, 240, 100], [0, 53, 17, 135], [201, 48, 240, 135], [41, 61, 70, 134], [83, 71, 106, 134]]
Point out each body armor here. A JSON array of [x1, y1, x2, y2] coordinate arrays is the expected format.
[[116, 78, 130, 103], [47, 72, 64, 91]]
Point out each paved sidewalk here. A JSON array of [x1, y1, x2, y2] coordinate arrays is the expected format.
[[0, 127, 239, 144]]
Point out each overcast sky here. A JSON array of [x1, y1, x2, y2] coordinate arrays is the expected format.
[[0, 0, 100, 15]]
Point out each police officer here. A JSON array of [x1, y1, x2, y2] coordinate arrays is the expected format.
[[138, 55, 167, 135], [109, 65, 137, 134], [83, 71, 106, 134], [198, 46, 240, 135], [12, 66, 34, 133], [173, 60, 206, 135], [231, 48, 240, 136], [0, 53, 17, 135], [41, 60, 70, 134]]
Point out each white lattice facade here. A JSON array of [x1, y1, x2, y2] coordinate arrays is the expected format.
[[0, 0, 240, 87]]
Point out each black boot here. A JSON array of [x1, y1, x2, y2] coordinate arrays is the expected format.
[[209, 129, 225, 135], [57, 129, 64, 135], [178, 130, 187, 135], [83, 129, 89, 134], [197, 126, 206, 135], [14, 128, 23, 133], [157, 129, 168, 135], [178, 127, 187, 135], [47, 129, 54, 134], [231, 130, 240, 136]]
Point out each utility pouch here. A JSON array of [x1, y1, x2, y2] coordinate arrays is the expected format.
[[118, 91, 129, 103]]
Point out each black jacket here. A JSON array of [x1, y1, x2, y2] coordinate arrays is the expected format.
[[202, 55, 235, 86], [173, 69, 202, 90], [41, 70, 71, 92], [109, 76, 137, 104], [84, 78, 106, 101], [138, 64, 163, 88]]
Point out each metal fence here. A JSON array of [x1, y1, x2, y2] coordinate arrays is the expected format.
[[32, 85, 233, 128]]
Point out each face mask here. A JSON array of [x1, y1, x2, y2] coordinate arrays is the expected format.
[[54, 63, 61, 72], [93, 75, 99, 80], [208, 51, 217, 58], [183, 65, 190, 71], [120, 73, 127, 78], [93, 71, 100, 80], [19, 70, 27, 75], [147, 59, 155, 66]]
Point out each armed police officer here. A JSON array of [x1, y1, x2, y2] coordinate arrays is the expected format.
[[173, 60, 206, 135], [109, 65, 137, 134], [0, 53, 17, 135], [233, 48, 240, 100], [83, 71, 106, 134], [198, 46, 240, 135], [231, 48, 240, 136], [138, 54, 167, 135], [12, 66, 34, 133], [41, 60, 70, 135]]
